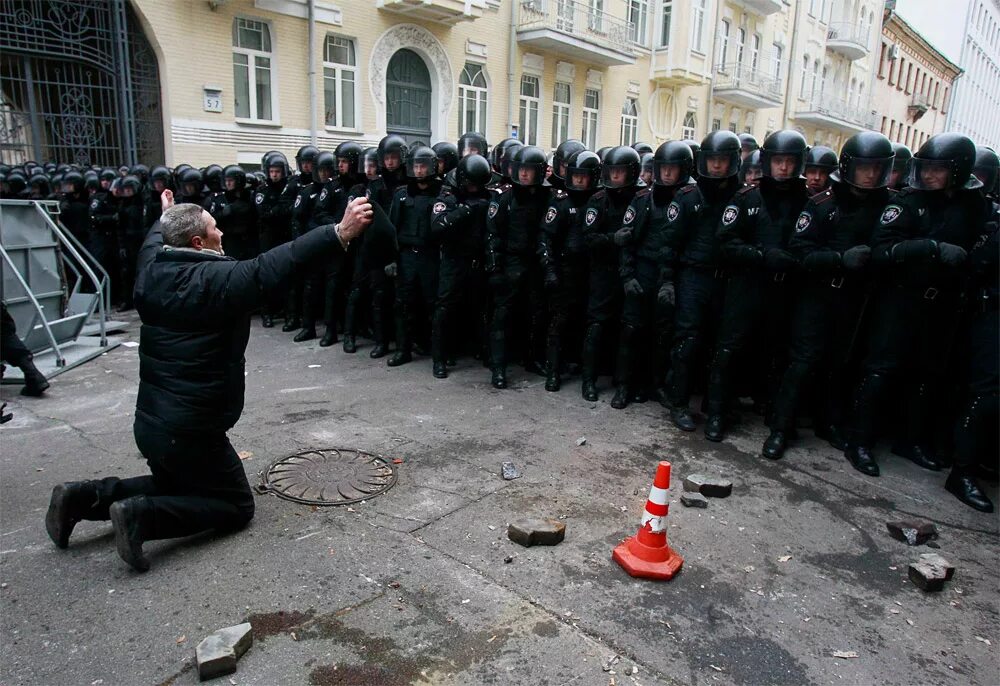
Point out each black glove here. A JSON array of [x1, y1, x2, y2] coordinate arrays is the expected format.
[[937, 242, 968, 266], [451, 204, 472, 221], [891, 239, 937, 263], [384, 262, 398, 278], [801, 250, 842, 272], [842, 245, 871, 270], [585, 232, 609, 249], [614, 227, 633, 247], [623, 278, 644, 297], [729, 244, 763, 265], [544, 267, 559, 290], [657, 282, 675, 306], [764, 248, 798, 271]]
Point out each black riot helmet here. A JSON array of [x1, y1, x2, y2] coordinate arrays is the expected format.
[[805, 146, 838, 170], [378, 134, 409, 172], [61, 170, 85, 194], [738, 151, 763, 185], [973, 146, 999, 196], [511, 146, 547, 187], [406, 145, 438, 181], [6, 171, 27, 196], [295, 145, 320, 172], [838, 132, 894, 189], [179, 167, 203, 194], [596, 146, 613, 162], [150, 165, 171, 184], [891, 143, 912, 175], [457, 132, 488, 158], [601, 146, 641, 189], [223, 164, 246, 190], [564, 150, 601, 192], [84, 171, 100, 193], [203, 164, 224, 192], [261, 150, 282, 168], [698, 131, 741, 179], [455, 153, 493, 191], [640, 153, 654, 180], [334, 141, 363, 176], [315, 151, 337, 181], [761, 129, 808, 180], [432, 142, 459, 176], [739, 133, 759, 155], [909, 132, 981, 191], [264, 152, 289, 179], [27, 173, 49, 196], [99, 167, 118, 183], [121, 175, 142, 195], [653, 140, 694, 186], [130, 164, 149, 185], [552, 139, 586, 181], [490, 138, 522, 175], [632, 141, 654, 155], [360, 147, 379, 178]]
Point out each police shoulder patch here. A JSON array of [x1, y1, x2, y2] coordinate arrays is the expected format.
[[544, 207, 558, 224], [722, 205, 739, 225], [90, 199, 99, 210], [666, 201, 680, 222], [623, 207, 636, 225], [320, 188, 328, 202], [433, 201, 446, 214], [488, 201, 499, 218], [795, 211, 812, 233], [880, 205, 903, 224], [294, 196, 302, 208], [585, 207, 599, 226], [255, 193, 264, 204]]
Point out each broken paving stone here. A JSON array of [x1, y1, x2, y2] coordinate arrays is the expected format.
[[680, 492, 708, 508], [507, 519, 566, 547], [886, 520, 938, 546], [576, 437, 587, 446], [501, 461, 521, 480], [196, 623, 253, 681], [908, 553, 956, 592], [601, 654, 620, 672], [683, 474, 733, 498]]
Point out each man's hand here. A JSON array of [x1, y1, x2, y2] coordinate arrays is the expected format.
[[160, 188, 174, 212], [384, 262, 398, 278], [842, 245, 871, 270], [339, 197, 374, 242], [938, 242, 968, 266], [623, 278, 644, 297], [657, 282, 675, 306], [614, 227, 633, 247]]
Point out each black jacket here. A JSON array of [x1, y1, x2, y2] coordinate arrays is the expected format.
[[133, 221, 345, 432]]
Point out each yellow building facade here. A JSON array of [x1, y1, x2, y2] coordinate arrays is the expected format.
[[131, 0, 887, 167]]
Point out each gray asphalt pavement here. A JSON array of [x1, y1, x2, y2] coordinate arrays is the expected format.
[[1, 314, 997, 686]]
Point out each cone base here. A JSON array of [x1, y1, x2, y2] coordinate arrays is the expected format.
[[612, 536, 683, 580]]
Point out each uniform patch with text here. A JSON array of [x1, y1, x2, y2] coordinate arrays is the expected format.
[[255, 193, 264, 204], [623, 207, 636, 224], [433, 202, 446, 214], [488, 202, 499, 218], [544, 207, 558, 224], [795, 212, 811, 232], [722, 206, 739, 225], [666, 202, 680, 222], [585, 208, 598, 226], [880, 205, 902, 224]]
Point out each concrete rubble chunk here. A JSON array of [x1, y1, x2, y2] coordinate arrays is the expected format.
[[680, 492, 709, 508], [501, 461, 521, 480], [908, 553, 955, 592], [507, 519, 566, 547], [886, 520, 938, 546], [196, 623, 253, 681], [683, 474, 733, 498]]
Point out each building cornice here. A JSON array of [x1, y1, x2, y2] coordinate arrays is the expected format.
[[884, 12, 963, 79]]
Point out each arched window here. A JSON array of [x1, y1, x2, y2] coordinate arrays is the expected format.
[[458, 63, 488, 137], [232, 18, 274, 121], [681, 110, 697, 140], [620, 97, 639, 145]]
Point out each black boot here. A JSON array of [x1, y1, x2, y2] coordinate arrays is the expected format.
[[281, 318, 301, 333], [762, 430, 788, 460], [370, 343, 388, 358], [544, 334, 561, 392], [704, 347, 734, 442], [369, 298, 388, 358], [433, 360, 448, 379], [491, 366, 507, 389], [342, 335, 357, 353], [610, 325, 636, 410], [293, 326, 317, 343], [431, 309, 448, 379], [845, 445, 880, 477], [19, 355, 49, 397], [891, 444, 943, 471], [387, 351, 412, 366], [387, 315, 411, 366], [580, 323, 602, 402], [704, 414, 726, 442], [45, 481, 96, 549], [815, 424, 848, 451], [945, 469, 994, 512], [611, 385, 630, 410], [319, 328, 338, 347], [261, 314, 274, 328], [670, 406, 696, 432], [109, 497, 151, 572]]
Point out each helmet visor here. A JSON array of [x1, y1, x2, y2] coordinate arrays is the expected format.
[[908, 158, 955, 190], [565, 165, 597, 191], [601, 163, 637, 189], [842, 157, 893, 189], [653, 161, 687, 186], [511, 161, 545, 186], [697, 151, 740, 179], [406, 156, 436, 180], [761, 151, 806, 181]]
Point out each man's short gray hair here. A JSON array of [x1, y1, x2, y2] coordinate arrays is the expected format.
[[161, 203, 209, 248]]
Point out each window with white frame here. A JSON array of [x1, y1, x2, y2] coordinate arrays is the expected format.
[[772, 43, 783, 81], [582, 89, 600, 150], [459, 62, 488, 137], [620, 97, 638, 145], [519, 75, 540, 146], [589, 0, 604, 32], [751, 34, 761, 72], [718, 19, 730, 67], [711, 118, 721, 131], [812, 59, 820, 97], [681, 111, 697, 140], [800, 54, 810, 97], [552, 82, 571, 148], [659, 0, 672, 48], [691, 0, 707, 52], [736, 28, 746, 68], [323, 34, 357, 129], [232, 18, 274, 121], [628, 0, 649, 45]]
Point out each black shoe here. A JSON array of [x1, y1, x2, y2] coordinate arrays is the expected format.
[[293, 327, 317, 343], [704, 415, 725, 442], [545, 373, 561, 392], [446, 357, 457, 367], [610, 386, 630, 410], [845, 446, 880, 477], [433, 361, 448, 379], [762, 430, 788, 460], [109, 498, 150, 573], [342, 335, 357, 353], [631, 388, 648, 404], [491, 367, 507, 389], [816, 424, 847, 451], [45, 482, 91, 549], [670, 407, 696, 432], [281, 318, 301, 333], [945, 471, 995, 512], [319, 330, 338, 347], [369, 344, 388, 359], [581, 379, 598, 402], [387, 351, 412, 367], [651, 387, 670, 408], [20, 360, 49, 397], [261, 315, 274, 328], [892, 444, 943, 471]]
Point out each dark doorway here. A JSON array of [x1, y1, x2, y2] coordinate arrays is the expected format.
[[385, 48, 432, 147]]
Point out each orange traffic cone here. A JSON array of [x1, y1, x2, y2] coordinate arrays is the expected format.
[[613, 460, 683, 580]]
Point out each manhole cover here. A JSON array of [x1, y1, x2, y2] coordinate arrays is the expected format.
[[258, 448, 397, 506]]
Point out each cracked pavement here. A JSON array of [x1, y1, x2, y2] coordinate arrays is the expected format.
[[1, 314, 997, 685]]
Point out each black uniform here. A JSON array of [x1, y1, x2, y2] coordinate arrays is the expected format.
[[362, 170, 406, 356], [117, 193, 146, 310], [255, 175, 292, 321], [287, 174, 319, 330], [342, 180, 373, 352], [302, 179, 350, 341], [207, 188, 257, 261], [89, 191, 120, 301]]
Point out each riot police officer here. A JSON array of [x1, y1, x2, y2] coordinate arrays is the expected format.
[[256, 153, 292, 328], [889, 143, 912, 190], [739, 133, 759, 163], [458, 132, 489, 158], [116, 175, 145, 310], [145, 165, 173, 229], [279, 145, 320, 332], [540, 150, 600, 392], [207, 165, 256, 260], [342, 147, 381, 353], [705, 130, 811, 441], [804, 146, 838, 195], [549, 139, 586, 192], [580, 146, 643, 401], [58, 170, 91, 247], [177, 168, 208, 207], [844, 133, 987, 478]]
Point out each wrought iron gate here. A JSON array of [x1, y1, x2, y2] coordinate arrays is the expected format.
[[0, 0, 163, 167], [386, 49, 432, 147]]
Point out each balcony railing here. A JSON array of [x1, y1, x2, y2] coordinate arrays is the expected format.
[[826, 21, 870, 59], [798, 91, 877, 131], [713, 62, 783, 103], [518, 0, 635, 57]]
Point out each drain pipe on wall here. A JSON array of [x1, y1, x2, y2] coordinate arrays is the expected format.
[[308, 0, 317, 146], [781, 0, 803, 132], [507, 0, 517, 138]]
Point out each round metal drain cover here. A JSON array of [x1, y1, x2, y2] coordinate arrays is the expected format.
[[259, 448, 397, 506]]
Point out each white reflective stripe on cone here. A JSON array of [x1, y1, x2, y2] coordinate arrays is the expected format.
[[647, 484, 669, 505], [641, 511, 667, 533]]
